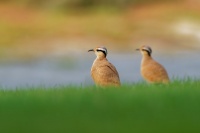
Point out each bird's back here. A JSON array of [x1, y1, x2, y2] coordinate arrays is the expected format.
[[91, 58, 121, 86], [141, 57, 169, 84]]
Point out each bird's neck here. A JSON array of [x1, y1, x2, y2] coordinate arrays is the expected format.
[[93, 57, 107, 67], [142, 54, 153, 64], [96, 56, 107, 60]]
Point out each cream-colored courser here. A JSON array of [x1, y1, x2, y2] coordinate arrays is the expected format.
[[88, 46, 121, 86], [136, 45, 169, 84]]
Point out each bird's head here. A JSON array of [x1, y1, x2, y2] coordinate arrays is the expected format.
[[136, 45, 152, 56], [88, 46, 108, 58]]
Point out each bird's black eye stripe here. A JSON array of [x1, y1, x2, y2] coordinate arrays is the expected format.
[[97, 49, 107, 56], [142, 49, 151, 56]]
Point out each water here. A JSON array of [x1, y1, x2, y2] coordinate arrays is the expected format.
[[0, 51, 199, 88]]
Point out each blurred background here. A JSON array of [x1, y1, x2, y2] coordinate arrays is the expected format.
[[0, 0, 199, 88]]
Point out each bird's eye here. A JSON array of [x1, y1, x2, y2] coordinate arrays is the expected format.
[[96, 49, 107, 56], [97, 50, 101, 52]]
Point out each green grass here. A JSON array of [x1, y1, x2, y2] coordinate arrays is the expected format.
[[0, 80, 200, 133]]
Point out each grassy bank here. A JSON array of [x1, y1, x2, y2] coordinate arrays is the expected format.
[[0, 79, 200, 133]]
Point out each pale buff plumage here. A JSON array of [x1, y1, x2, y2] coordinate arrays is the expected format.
[[88, 46, 121, 86], [137, 45, 170, 84]]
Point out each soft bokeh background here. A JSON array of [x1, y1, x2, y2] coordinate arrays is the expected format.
[[0, 0, 200, 88]]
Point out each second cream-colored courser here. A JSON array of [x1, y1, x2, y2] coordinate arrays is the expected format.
[[88, 46, 121, 86], [137, 45, 170, 84]]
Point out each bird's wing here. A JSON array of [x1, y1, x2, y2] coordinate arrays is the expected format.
[[105, 62, 120, 79], [142, 60, 169, 82], [92, 61, 120, 86]]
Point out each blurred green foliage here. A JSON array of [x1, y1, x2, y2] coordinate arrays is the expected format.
[[0, 0, 197, 59], [0, 0, 180, 10]]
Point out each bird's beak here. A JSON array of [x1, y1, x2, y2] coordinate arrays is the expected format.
[[88, 49, 94, 52]]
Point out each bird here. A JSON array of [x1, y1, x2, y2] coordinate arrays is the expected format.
[[88, 46, 121, 87], [136, 45, 170, 84]]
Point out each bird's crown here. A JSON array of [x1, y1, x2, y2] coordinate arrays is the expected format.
[[96, 46, 107, 56]]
